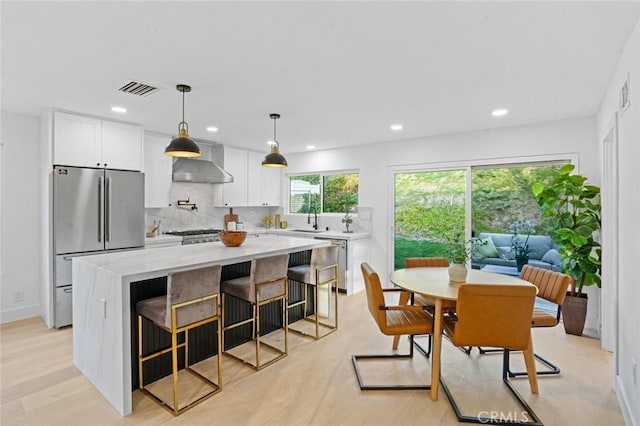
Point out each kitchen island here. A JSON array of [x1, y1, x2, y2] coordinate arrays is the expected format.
[[72, 235, 329, 416]]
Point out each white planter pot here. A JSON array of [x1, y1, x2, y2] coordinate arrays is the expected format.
[[448, 263, 468, 283]]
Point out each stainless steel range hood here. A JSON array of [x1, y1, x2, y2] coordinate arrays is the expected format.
[[172, 158, 233, 184]]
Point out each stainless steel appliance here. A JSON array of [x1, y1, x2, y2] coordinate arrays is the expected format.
[[53, 166, 144, 328], [315, 237, 347, 291], [164, 229, 222, 245]]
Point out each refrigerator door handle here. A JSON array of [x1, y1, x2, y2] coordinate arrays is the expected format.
[[105, 176, 111, 242], [98, 176, 104, 243]]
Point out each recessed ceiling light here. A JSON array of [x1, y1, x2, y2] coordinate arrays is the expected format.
[[492, 108, 508, 117], [390, 124, 403, 131], [306, 145, 315, 150], [111, 106, 127, 113], [206, 126, 218, 132]]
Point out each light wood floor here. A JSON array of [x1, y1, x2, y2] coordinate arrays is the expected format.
[[1, 291, 624, 426]]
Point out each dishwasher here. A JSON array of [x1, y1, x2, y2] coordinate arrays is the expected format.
[[315, 237, 347, 292]]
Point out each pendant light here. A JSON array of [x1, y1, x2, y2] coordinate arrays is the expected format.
[[164, 84, 201, 157], [262, 113, 288, 167]]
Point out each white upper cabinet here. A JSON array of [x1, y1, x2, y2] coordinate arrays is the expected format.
[[214, 147, 281, 207], [101, 120, 143, 170], [214, 146, 247, 207], [247, 150, 281, 206], [53, 111, 142, 171], [53, 112, 101, 168], [143, 134, 172, 208]]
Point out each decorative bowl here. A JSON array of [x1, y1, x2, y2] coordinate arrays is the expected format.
[[219, 230, 247, 247]]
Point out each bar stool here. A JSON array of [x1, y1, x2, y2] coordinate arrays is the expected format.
[[137, 265, 222, 416], [221, 253, 289, 370], [287, 245, 339, 339]]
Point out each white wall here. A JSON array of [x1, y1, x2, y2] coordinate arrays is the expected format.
[[0, 111, 42, 323], [285, 116, 600, 329], [596, 19, 640, 426]]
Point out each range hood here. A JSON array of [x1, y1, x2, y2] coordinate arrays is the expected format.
[[172, 158, 233, 184]]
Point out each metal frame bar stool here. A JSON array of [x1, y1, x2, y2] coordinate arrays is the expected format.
[[137, 265, 223, 416], [221, 253, 290, 370], [287, 245, 339, 340]]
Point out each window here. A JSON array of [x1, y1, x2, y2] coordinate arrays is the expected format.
[[289, 172, 359, 214]]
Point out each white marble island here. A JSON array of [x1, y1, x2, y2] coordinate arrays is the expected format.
[[72, 235, 328, 416]]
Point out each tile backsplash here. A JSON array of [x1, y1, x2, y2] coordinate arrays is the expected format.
[[144, 182, 279, 232]]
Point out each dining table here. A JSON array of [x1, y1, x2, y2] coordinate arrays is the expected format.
[[389, 266, 539, 401]]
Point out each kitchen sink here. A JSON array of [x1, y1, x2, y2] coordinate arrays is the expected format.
[[291, 229, 325, 233]]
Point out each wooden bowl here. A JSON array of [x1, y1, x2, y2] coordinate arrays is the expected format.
[[219, 230, 247, 247]]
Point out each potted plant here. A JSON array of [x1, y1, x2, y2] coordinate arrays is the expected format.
[[532, 164, 601, 336], [509, 220, 536, 272], [441, 229, 485, 283]]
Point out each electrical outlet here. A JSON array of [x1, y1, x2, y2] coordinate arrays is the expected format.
[[13, 291, 24, 303]]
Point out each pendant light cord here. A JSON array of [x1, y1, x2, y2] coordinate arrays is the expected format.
[[273, 116, 277, 144], [182, 89, 185, 123]]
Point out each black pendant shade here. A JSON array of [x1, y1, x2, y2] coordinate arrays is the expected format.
[[262, 113, 287, 168], [165, 84, 201, 158]]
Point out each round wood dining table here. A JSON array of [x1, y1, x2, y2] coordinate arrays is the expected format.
[[389, 267, 538, 401]]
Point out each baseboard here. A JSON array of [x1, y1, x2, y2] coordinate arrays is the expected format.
[[0, 304, 41, 325], [616, 375, 638, 426]]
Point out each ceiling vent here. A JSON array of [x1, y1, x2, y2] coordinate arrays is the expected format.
[[118, 81, 160, 97]]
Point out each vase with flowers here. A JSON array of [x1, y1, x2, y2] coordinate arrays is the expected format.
[[509, 220, 535, 271], [342, 212, 354, 233]]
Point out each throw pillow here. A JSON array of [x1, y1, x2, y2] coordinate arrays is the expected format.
[[475, 237, 499, 259], [497, 246, 515, 260], [541, 248, 562, 266]]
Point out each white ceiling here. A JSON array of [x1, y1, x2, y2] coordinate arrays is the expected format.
[[2, 1, 639, 154]]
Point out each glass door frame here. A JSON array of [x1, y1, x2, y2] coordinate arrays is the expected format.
[[387, 153, 578, 275]]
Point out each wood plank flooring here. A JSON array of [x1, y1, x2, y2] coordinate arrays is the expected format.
[[1, 291, 624, 425]]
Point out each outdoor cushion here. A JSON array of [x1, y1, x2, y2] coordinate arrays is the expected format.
[[541, 248, 562, 266], [475, 237, 499, 259]]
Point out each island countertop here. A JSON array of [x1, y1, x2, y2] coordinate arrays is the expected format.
[[72, 235, 329, 416], [81, 235, 328, 280]]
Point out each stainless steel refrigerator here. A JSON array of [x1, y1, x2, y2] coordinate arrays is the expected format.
[[52, 166, 144, 328]]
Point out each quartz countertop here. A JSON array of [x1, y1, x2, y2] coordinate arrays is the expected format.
[[79, 235, 329, 281], [144, 234, 182, 245], [249, 228, 370, 240]]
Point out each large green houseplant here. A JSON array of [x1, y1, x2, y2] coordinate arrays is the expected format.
[[532, 164, 601, 335]]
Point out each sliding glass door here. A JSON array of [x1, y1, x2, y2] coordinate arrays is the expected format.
[[393, 169, 467, 270], [393, 162, 564, 270]]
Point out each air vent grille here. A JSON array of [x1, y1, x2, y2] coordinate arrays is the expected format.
[[118, 81, 160, 97]]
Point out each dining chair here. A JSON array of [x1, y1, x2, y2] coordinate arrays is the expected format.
[[287, 245, 339, 340], [137, 265, 222, 416], [439, 283, 542, 425], [482, 265, 570, 377], [392, 257, 459, 357], [221, 253, 289, 370], [352, 262, 434, 390]]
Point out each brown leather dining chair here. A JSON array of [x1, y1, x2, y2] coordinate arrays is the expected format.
[[440, 283, 541, 425], [392, 257, 454, 357], [507, 265, 571, 377], [352, 262, 434, 390]]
